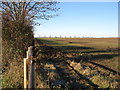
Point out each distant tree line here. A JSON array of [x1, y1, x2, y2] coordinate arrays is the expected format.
[[38, 36, 95, 38]]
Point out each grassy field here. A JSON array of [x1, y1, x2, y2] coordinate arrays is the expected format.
[[38, 38, 118, 48], [34, 37, 119, 88], [38, 38, 119, 72]]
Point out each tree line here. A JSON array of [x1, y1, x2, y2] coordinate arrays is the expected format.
[[1, 0, 59, 66]]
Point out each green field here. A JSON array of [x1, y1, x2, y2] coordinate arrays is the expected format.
[[37, 38, 119, 72], [38, 38, 118, 48]]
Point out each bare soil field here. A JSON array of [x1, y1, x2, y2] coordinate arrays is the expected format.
[[34, 38, 119, 89]]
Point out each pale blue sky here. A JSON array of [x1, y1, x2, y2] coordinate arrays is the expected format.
[[34, 2, 118, 37]]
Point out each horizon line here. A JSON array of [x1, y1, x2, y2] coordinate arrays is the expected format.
[[34, 36, 119, 38]]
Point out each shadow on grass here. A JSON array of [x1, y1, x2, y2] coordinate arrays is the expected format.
[[36, 56, 98, 89], [73, 53, 119, 71], [53, 46, 94, 50], [52, 46, 118, 54], [52, 60, 99, 89], [38, 39, 63, 46], [88, 61, 120, 75], [70, 54, 120, 75], [65, 61, 99, 88], [35, 39, 119, 88], [89, 54, 118, 60], [74, 54, 119, 61]]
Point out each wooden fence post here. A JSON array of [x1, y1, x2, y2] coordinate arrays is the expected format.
[[24, 49, 29, 89], [28, 46, 35, 89], [28, 46, 33, 59], [24, 46, 36, 89], [24, 58, 28, 89]]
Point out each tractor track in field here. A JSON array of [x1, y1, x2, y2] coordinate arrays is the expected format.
[[34, 39, 119, 89], [65, 56, 120, 76], [88, 61, 120, 75], [49, 58, 99, 89]]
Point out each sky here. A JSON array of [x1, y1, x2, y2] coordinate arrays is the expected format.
[[34, 2, 118, 37]]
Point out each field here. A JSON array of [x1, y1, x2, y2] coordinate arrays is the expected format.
[[35, 38, 119, 89], [38, 38, 119, 71]]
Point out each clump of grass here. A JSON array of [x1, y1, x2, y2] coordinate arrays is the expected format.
[[36, 73, 50, 88], [91, 75, 109, 88], [110, 81, 118, 88], [90, 74, 118, 88], [2, 60, 24, 88], [44, 63, 60, 81]]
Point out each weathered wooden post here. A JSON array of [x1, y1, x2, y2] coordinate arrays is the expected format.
[[28, 46, 35, 89], [24, 51, 29, 89], [24, 45, 36, 89], [28, 60, 35, 89]]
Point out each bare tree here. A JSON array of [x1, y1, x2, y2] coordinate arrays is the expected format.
[[2, 1, 60, 41], [2, 0, 60, 62], [2, 1, 59, 25]]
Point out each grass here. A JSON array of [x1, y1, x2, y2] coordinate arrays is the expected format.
[[38, 38, 118, 49], [2, 60, 24, 88], [34, 37, 119, 88], [93, 56, 119, 72], [2, 37, 118, 88], [37, 37, 119, 73]]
